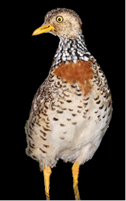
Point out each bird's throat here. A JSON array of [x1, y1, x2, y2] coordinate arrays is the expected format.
[[52, 34, 93, 67]]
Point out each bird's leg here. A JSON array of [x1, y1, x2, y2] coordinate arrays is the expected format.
[[72, 161, 81, 200], [43, 166, 51, 200]]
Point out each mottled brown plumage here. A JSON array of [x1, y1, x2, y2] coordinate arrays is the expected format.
[[25, 8, 113, 200], [54, 60, 93, 95]]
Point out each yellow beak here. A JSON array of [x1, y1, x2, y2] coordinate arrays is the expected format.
[[32, 24, 55, 36]]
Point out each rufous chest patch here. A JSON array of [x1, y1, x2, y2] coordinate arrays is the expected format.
[[54, 60, 94, 95]]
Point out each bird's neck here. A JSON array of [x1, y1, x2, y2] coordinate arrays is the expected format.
[[52, 33, 94, 67]]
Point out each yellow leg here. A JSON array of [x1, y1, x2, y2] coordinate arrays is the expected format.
[[72, 161, 81, 200], [43, 166, 51, 200]]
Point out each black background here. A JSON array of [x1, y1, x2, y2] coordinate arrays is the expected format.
[[2, 1, 124, 200]]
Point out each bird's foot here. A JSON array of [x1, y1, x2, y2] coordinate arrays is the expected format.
[[72, 160, 81, 200], [43, 166, 51, 200]]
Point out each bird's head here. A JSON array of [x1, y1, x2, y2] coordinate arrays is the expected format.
[[32, 8, 82, 39]]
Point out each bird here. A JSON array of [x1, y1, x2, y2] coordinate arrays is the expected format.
[[25, 8, 113, 200]]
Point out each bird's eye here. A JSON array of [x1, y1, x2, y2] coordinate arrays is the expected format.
[[56, 16, 63, 23]]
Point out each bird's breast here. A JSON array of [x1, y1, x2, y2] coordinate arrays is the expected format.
[[54, 60, 94, 96]]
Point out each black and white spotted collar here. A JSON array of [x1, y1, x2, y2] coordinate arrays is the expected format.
[[52, 33, 94, 67]]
